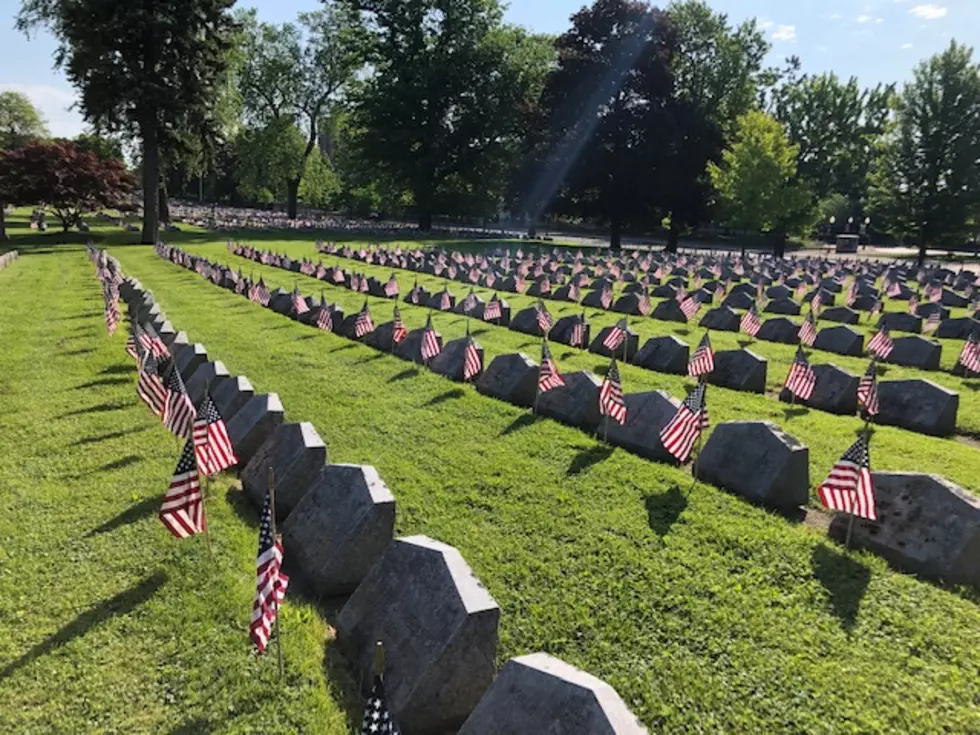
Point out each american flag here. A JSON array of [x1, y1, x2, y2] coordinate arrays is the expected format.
[[688, 332, 715, 377], [810, 291, 823, 313], [638, 291, 652, 316], [350, 273, 362, 293], [857, 359, 880, 416], [193, 393, 237, 476], [795, 282, 807, 300], [462, 289, 477, 314], [908, 293, 919, 313], [602, 319, 628, 352], [250, 489, 289, 653], [126, 323, 141, 360], [798, 312, 817, 347], [679, 296, 701, 321], [355, 301, 375, 338], [958, 333, 980, 373], [846, 281, 857, 307], [158, 439, 207, 538], [439, 290, 452, 311], [359, 274, 370, 293], [138, 324, 169, 359], [870, 299, 883, 320], [867, 325, 894, 359], [359, 674, 400, 735], [599, 359, 627, 425], [784, 347, 817, 401], [928, 284, 943, 303], [291, 288, 309, 315], [384, 275, 399, 298], [421, 314, 441, 361], [740, 305, 762, 336], [137, 353, 167, 417], [887, 281, 903, 298], [817, 434, 877, 521], [923, 311, 940, 333], [570, 315, 586, 348], [104, 301, 120, 336], [659, 381, 707, 464], [600, 286, 612, 309], [162, 363, 196, 439], [483, 295, 502, 322], [536, 302, 554, 335], [392, 307, 407, 344], [463, 332, 482, 381], [408, 282, 421, 305], [538, 341, 565, 393], [316, 304, 334, 332]]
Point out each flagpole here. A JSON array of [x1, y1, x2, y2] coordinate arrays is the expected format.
[[268, 466, 284, 680], [201, 381, 215, 560], [603, 414, 610, 443], [623, 318, 630, 363]]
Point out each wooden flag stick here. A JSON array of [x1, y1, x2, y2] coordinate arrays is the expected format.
[[374, 640, 385, 680], [603, 414, 610, 444], [268, 466, 284, 680]]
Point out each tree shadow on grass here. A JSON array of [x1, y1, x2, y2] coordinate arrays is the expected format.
[[73, 376, 131, 390], [811, 544, 871, 633], [167, 717, 213, 735], [517, 341, 537, 349], [782, 406, 810, 420], [426, 388, 465, 407], [356, 352, 387, 365], [567, 444, 614, 476], [471, 328, 490, 337], [559, 351, 577, 360], [84, 496, 159, 537], [644, 485, 688, 537], [60, 402, 129, 418], [330, 344, 358, 353], [100, 364, 134, 376], [500, 413, 538, 436], [389, 367, 419, 383], [71, 426, 151, 447], [70, 455, 143, 479], [0, 571, 166, 681], [294, 334, 317, 341], [226, 488, 257, 527], [60, 311, 103, 321], [61, 348, 96, 357]]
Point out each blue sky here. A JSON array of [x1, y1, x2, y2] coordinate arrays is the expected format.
[[1, 0, 975, 137]]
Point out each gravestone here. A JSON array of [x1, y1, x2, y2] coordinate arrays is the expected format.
[[458, 653, 648, 735], [526, 280, 552, 298], [175, 343, 208, 382], [452, 295, 486, 316], [886, 336, 942, 370], [367, 277, 390, 298], [151, 320, 177, 348], [819, 307, 860, 325], [829, 473, 980, 585], [696, 422, 809, 510], [756, 317, 799, 345], [477, 298, 511, 327], [819, 279, 843, 293], [778, 363, 858, 415], [887, 285, 915, 300], [605, 391, 682, 462], [650, 284, 677, 299], [851, 294, 879, 311], [612, 293, 645, 316], [510, 306, 547, 337], [430, 337, 484, 382], [268, 288, 292, 315], [282, 463, 395, 597], [551, 315, 590, 349], [427, 292, 456, 311], [581, 290, 611, 308], [729, 282, 756, 297], [764, 298, 801, 316], [186, 360, 231, 407], [941, 289, 970, 308], [337, 536, 500, 735], [500, 276, 526, 294], [337, 312, 374, 341], [241, 422, 327, 521], [766, 284, 793, 300], [699, 306, 740, 332], [536, 371, 603, 430], [632, 336, 689, 375], [914, 303, 949, 321], [476, 353, 539, 408], [651, 298, 689, 324], [589, 326, 640, 359], [394, 326, 444, 365], [803, 290, 836, 308], [813, 325, 864, 357], [404, 287, 432, 308], [721, 292, 754, 311], [877, 379, 958, 436], [705, 350, 767, 394], [878, 312, 922, 334], [211, 375, 254, 423], [936, 317, 980, 340], [226, 393, 285, 467]]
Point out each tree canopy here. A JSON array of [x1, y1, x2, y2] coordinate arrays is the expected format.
[[0, 91, 49, 150]]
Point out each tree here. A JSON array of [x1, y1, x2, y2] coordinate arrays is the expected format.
[[0, 90, 49, 239], [707, 110, 811, 257], [519, 0, 677, 249], [71, 133, 124, 163], [0, 141, 134, 231], [346, 0, 551, 230], [237, 4, 367, 219], [869, 42, 980, 267], [19, 0, 238, 244], [298, 147, 341, 209], [233, 118, 306, 204]]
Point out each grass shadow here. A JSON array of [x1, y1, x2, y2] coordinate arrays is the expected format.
[[330, 344, 358, 353], [73, 376, 131, 390], [471, 328, 490, 337], [226, 487, 257, 527], [644, 485, 688, 537], [811, 545, 871, 633], [294, 334, 317, 341], [560, 351, 577, 360], [72, 455, 143, 477], [517, 341, 536, 349], [167, 718, 213, 735], [100, 364, 134, 376], [356, 352, 387, 364], [782, 406, 810, 419], [61, 348, 96, 357], [60, 402, 129, 418], [84, 497, 160, 537], [500, 413, 538, 436], [61, 311, 103, 320], [567, 444, 615, 476], [426, 388, 465, 407], [737, 339, 755, 349], [389, 367, 420, 383], [0, 571, 167, 681], [71, 426, 151, 447]]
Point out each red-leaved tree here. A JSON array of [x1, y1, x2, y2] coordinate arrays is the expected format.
[[0, 141, 134, 232]]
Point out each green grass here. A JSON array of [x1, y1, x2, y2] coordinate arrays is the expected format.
[[4, 213, 980, 733]]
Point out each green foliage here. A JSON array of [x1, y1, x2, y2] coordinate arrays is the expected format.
[[298, 146, 341, 209], [869, 42, 980, 264], [233, 119, 305, 204], [71, 133, 124, 163], [708, 110, 813, 241], [0, 90, 48, 149]]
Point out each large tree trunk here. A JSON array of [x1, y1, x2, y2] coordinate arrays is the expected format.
[[159, 181, 170, 225], [610, 217, 622, 251], [418, 210, 433, 231], [0, 200, 7, 242], [666, 219, 680, 253], [774, 232, 787, 259], [140, 117, 160, 245], [287, 178, 300, 220], [917, 243, 927, 269]]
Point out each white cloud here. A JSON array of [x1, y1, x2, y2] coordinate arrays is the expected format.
[[909, 4, 948, 20], [830, 13, 843, 20], [0, 83, 84, 138], [857, 14, 873, 22], [876, 17, 885, 23], [902, 42, 914, 48], [772, 24, 796, 42]]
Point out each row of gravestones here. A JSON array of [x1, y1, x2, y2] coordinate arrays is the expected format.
[[115, 271, 652, 733], [505, 304, 960, 438], [0, 250, 19, 271]]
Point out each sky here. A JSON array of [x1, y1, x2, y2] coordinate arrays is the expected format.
[[1, 0, 977, 138]]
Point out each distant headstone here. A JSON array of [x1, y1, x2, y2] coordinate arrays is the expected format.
[[403, 287, 432, 307], [612, 293, 644, 315], [818, 307, 860, 325], [458, 653, 648, 735], [699, 306, 740, 332], [935, 317, 980, 340], [885, 336, 942, 371], [394, 326, 444, 365], [632, 336, 689, 375], [696, 421, 809, 510], [510, 306, 546, 337], [705, 350, 767, 394], [268, 288, 292, 315], [914, 302, 949, 321], [551, 315, 590, 349], [877, 312, 922, 334], [721, 292, 754, 311], [589, 326, 640, 359], [581, 290, 609, 308], [536, 371, 603, 430], [430, 337, 484, 382], [766, 285, 793, 300], [605, 391, 681, 462], [211, 375, 254, 423], [337, 536, 500, 734], [850, 294, 879, 312], [756, 317, 799, 345], [829, 473, 980, 585], [941, 289, 970, 308], [778, 363, 858, 415], [226, 393, 285, 467], [476, 353, 539, 408], [282, 463, 395, 597], [651, 298, 689, 323], [650, 284, 677, 299], [813, 325, 864, 357], [763, 298, 801, 316], [877, 379, 958, 436]]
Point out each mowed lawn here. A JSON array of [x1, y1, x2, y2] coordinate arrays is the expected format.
[[3, 216, 980, 734], [0, 244, 355, 733]]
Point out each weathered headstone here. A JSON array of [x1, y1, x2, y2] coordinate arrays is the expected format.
[[813, 325, 864, 357], [175, 343, 208, 382], [766, 284, 793, 300], [829, 473, 980, 585], [551, 315, 590, 349], [430, 337, 484, 382], [404, 287, 433, 307], [589, 326, 640, 359], [721, 291, 754, 311], [394, 326, 444, 365], [226, 392, 285, 467], [536, 371, 603, 430], [763, 298, 802, 316], [885, 336, 942, 371], [281, 463, 395, 597], [241, 421, 327, 520], [699, 306, 740, 332], [186, 360, 231, 407], [705, 350, 767, 393], [651, 298, 689, 324], [632, 336, 688, 375], [877, 379, 958, 436], [756, 317, 799, 345], [818, 306, 860, 325], [941, 289, 970, 308], [936, 317, 980, 340], [696, 422, 809, 510], [878, 312, 922, 334], [337, 536, 500, 734], [605, 391, 681, 461], [612, 292, 644, 315], [778, 363, 858, 415], [211, 375, 254, 423], [458, 653, 648, 735], [510, 306, 547, 337], [476, 353, 539, 408]]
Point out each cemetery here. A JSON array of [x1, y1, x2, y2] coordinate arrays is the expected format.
[[4, 0, 980, 732]]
